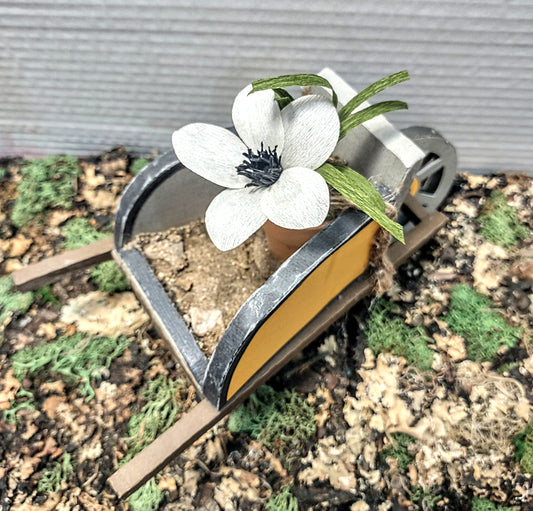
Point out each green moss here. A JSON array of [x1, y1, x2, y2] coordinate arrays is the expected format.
[[228, 385, 316, 454], [445, 284, 521, 362], [11, 333, 129, 400], [478, 191, 529, 248], [123, 375, 187, 463], [0, 167, 6, 179], [38, 453, 73, 493], [514, 421, 533, 473], [265, 485, 299, 511], [127, 479, 165, 511], [130, 157, 152, 176], [61, 217, 107, 250], [11, 155, 80, 227], [61, 218, 130, 293], [381, 433, 416, 471], [410, 486, 441, 508], [90, 260, 131, 293], [0, 275, 34, 326], [496, 361, 519, 375], [121, 376, 187, 509], [470, 497, 516, 511], [34, 285, 61, 306], [365, 299, 434, 371], [3, 388, 37, 424]]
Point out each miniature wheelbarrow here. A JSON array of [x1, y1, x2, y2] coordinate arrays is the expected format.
[[11, 69, 457, 499]]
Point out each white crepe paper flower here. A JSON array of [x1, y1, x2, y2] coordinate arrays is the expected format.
[[172, 85, 340, 251]]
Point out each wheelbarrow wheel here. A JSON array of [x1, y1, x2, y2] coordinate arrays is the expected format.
[[402, 126, 457, 212]]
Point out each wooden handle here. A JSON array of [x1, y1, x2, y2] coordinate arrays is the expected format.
[[108, 399, 224, 499], [11, 237, 114, 291]]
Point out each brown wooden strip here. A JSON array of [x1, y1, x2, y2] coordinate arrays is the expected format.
[[11, 237, 114, 292], [402, 193, 431, 220], [388, 210, 448, 269], [108, 398, 229, 499]]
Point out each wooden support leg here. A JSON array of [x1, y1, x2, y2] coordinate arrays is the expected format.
[[11, 237, 114, 292]]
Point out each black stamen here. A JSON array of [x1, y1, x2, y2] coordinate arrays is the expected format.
[[236, 143, 283, 188]]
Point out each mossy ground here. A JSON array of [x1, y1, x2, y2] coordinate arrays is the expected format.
[[380, 433, 416, 471], [37, 453, 73, 493], [478, 191, 529, 248], [11, 155, 80, 228], [127, 479, 165, 511], [10, 332, 129, 400], [61, 217, 107, 250], [122, 375, 189, 510], [265, 485, 298, 511], [33, 285, 61, 306], [130, 157, 152, 176], [3, 388, 37, 424], [0, 275, 33, 326], [61, 217, 130, 293], [123, 375, 188, 462], [410, 487, 442, 509], [228, 385, 316, 455], [2, 155, 532, 510], [470, 497, 517, 511], [444, 284, 522, 362], [364, 299, 434, 371], [514, 421, 533, 474]]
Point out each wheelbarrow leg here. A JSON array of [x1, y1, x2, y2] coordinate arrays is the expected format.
[[11, 237, 114, 292]]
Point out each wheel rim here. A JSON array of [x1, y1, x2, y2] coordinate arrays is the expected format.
[[402, 126, 457, 212]]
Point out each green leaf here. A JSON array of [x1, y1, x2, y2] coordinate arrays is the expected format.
[[338, 70, 409, 121], [339, 100, 408, 140], [316, 163, 405, 243], [273, 88, 294, 109], [251, 74, 338, 107]]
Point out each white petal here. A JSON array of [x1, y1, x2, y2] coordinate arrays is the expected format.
[[172, 123, 250, 188], [261, 167, 329, 229], [307, 86, 333, 101], [205, 188, 267, 251], [280, 95, 340, 170], [232, 85, 285, 153]]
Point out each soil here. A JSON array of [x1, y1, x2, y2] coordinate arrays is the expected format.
[[0, 150, 532, 510], [131, 221, 279, 357]]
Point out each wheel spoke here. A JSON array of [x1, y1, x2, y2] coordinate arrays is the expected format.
[[402, 126, 457, 213], [417, 157, 443, 183]]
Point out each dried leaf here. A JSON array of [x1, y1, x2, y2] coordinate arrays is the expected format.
[[61, 291, 149, 337], [0, 369, 20, 410]]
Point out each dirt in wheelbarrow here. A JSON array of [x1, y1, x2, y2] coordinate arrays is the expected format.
[[130, 221, 280, 358], [1, 149, 533, 511]]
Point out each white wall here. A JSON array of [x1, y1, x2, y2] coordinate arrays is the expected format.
[[1, 0, 532, 172]]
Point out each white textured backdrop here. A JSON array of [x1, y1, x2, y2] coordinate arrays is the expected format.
[[1, 0, 532, 172]]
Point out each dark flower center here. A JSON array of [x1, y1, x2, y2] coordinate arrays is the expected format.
[[236, 143, 282, 188]]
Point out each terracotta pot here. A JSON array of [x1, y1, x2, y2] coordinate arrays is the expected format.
[[262, 220, 328, 260]]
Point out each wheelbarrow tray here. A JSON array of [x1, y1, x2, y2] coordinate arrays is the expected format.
[[110, 69, 429, 411], [108, 195, 446, 498]]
